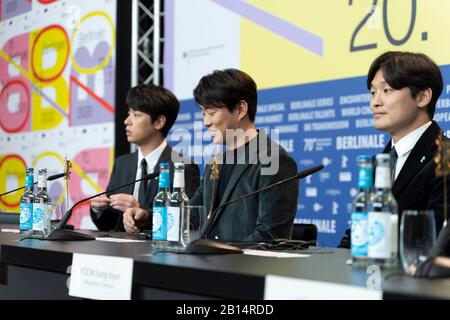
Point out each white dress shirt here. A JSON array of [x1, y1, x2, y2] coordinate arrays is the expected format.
[[133, 140, 167, 201], [391, 121, 432, 181]]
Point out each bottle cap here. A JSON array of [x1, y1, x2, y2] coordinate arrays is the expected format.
[[160, 162, 170, 168], [357, 155, 372, 162], [375, 153, 390, 161]]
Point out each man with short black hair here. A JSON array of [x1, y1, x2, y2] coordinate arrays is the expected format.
[[189, 68, 299, 242], [339, 51, 448, 248], [90, 84, 200, 232]]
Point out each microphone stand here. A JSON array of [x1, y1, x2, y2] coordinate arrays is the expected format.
[[21, 172, 159, 241], [186, 164, 324, 254]]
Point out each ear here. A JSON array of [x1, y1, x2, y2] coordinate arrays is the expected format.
[[153, 115, 166, 131], [416, 88, 432, 110], [235, 100, 249, 121]]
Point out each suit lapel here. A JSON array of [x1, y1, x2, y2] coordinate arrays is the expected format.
[[126, 152, 138, 194], [203, 164, 213, 218], [207, 132, 269, 230], [207, 164, 251, 233], [391, 122, 441, 195], [209, 145, 254, 229]]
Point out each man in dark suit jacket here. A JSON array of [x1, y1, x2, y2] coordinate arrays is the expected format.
[[90, 84, 199, 231], [189, 69, 299, 242], [339, 52, 449, 253]]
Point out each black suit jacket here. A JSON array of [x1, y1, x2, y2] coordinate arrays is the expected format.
[[90, 144, 200, 231], [339, 121, 448, 250], [189, 131, 299, 242]]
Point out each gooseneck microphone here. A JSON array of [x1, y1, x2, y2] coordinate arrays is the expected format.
[[34, 172, 159, 241], [186, 164, 324, 254], [0, 172, 67, 197], [47, 172, 66, 181]]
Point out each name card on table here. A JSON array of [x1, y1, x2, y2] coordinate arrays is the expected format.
[[69, 253, 134, 300], [264, 275, 382, 300]]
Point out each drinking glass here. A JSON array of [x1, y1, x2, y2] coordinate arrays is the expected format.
[[400, 210, 436, 275], [181, 205, 205, 247]]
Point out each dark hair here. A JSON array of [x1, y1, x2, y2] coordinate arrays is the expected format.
[[367, 51, 443, 118], [193, 68, 257, 122], [125, 84, 180, 137]]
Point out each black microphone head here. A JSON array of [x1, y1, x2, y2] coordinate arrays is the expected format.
[[297, 164, 324, 179], [143, 172, 159, 181], [47, 173, 66, 181]]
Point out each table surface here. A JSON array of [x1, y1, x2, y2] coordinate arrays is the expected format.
[[0, 226, 449, 299]]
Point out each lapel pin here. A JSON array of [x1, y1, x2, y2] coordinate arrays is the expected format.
[[420, 156, 426, 163]]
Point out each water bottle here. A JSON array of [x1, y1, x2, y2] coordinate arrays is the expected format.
[[368, 153, 399, 269], [19, 168, 35, 235], [351, 155, 373, 267], [168, 163, 189, 247], [33, 168, 52, 237], [152, 163, 171, 242]]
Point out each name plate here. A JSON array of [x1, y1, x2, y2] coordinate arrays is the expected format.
[[69, 253, 134, 300], [264, 275, 382, 300]]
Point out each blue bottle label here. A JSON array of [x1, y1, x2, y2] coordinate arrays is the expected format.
[[368, 211, 398, 259], [167, 206, 181, 242], [357, 167, 373, 189], [351, 211, 368, 257], [32, 203, 49, 231], [25, 175, 34, 188], [152, 206, 167, 240], [158, 171, 170, 189], [19, 202, 33, 230]]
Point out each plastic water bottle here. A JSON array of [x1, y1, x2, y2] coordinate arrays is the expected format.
[[19, 168, 35, 235], [368, 153, 399, 269], [351, 155, 373, 267], [168, 163, 189, 247], [33, 168, 52, 237], [152, 163, 171, 242]]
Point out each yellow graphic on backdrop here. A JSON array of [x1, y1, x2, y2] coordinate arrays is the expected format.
[[241, 0, 450, 89]]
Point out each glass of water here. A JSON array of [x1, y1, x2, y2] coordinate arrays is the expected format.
[[400, 210, 436, 275], [181, 205, 205, 247]]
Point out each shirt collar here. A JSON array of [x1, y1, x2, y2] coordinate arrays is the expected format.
[[137, 140, 167, 173], [391, 121, 432, 157]]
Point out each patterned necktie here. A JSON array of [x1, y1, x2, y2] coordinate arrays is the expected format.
[[389, 147, 398, 183], [138, 159, 148, 203]]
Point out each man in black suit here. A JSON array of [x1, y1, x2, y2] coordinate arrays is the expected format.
[[188, 69, 299, 242], [339, 51, 448, 249], [90, 84, 200, 231]]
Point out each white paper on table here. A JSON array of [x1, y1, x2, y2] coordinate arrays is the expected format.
[[264, 275, 382, 300], [243, 249, 310, 258], [69, 253, 134, 300], [95, 237, 147, 243]]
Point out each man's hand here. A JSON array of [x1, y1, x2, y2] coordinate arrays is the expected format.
[[90, 195, 111, 211], [109, 193, 140, 212], [123, 207, 150, 233]]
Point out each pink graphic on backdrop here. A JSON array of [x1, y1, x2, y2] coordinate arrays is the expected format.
[[0, 33, 31, 132], [69, 148, 111, 228], [2, 0, 32, 21], [0, 79, 30, 132]]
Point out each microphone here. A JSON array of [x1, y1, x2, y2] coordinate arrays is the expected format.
[[25, 172, 159, 241], [186, 164, 324, 254], [0, 172, 67, 197], [47, 172, 66, 181]]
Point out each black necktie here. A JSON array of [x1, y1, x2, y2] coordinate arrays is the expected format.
[[389, 147, 398, 183], [138, 159, 148, 204]]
